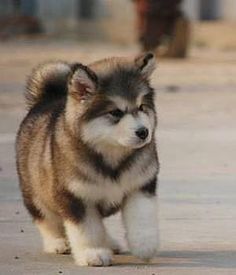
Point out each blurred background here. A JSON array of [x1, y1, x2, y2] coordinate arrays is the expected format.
[[0, 1, 236, 273], [1, 0, 236, 53]]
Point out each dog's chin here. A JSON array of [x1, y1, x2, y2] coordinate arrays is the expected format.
[[118, 138, 151, 150], [129, 142, 149, 149], [87, 137, 151, 152]]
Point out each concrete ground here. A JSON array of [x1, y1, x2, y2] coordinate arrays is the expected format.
[[0, 40, 236, 274]]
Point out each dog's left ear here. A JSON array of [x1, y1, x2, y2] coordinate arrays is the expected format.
[[69, 63, 98, 100], [135, 52, 156, 79]]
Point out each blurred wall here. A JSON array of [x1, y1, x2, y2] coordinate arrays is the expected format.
[[100, 0, 136, 44], [183, 0, 236, 20], [37, 0, 106, 38], [1, 0, 236, 41], [182, 0, 200, 20], [219, 0, 236, 20], [37, 0, 78, 34]]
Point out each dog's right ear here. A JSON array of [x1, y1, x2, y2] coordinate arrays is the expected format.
[[135, 52, 156, 79], [68, 63, 98, 100]]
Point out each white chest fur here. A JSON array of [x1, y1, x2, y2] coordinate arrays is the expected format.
[[68, 149, 158, 206]]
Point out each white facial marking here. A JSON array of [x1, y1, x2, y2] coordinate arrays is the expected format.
[[136, 89, 149, 107], [81, 108, 155, 149], [114, 112, 151, 148], [109, 96, 129, 111]]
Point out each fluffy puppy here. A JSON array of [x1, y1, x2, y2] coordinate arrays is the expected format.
[[16, 53, 159, 266]]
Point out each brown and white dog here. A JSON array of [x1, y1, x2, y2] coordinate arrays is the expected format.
[[16, 53, 159, 266]]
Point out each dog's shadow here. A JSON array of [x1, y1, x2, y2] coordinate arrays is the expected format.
[[113, 250, 236, 269]]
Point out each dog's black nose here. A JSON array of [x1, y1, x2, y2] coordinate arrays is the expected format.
[[135, 127, 149, 140]]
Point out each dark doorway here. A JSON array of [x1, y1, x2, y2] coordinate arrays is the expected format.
[[199, 0, 220, 20]]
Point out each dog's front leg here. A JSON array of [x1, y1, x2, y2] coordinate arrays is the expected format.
[[64, 205, 112, 266], [122, 179, 159, 261]]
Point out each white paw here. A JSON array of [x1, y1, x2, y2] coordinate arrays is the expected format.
[[74, 248, 112, 266], [129, 239, 158, 261], [44, 238, 70, 254]]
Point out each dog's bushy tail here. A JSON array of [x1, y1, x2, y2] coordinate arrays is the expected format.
[[25, 61, 71, 109]]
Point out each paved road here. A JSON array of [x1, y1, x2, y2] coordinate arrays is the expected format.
[[0, 40, 236, 274]]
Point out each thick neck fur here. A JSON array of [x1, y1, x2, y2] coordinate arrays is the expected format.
[[90, 142, 132, 168]]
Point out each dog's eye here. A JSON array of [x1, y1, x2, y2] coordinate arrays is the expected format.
[[109, 109, 124, 118], [139, 104, 145, 111]]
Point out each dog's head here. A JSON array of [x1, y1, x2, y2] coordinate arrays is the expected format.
[[67, 53, 157, 151]]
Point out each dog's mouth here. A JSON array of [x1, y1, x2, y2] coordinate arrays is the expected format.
[[133, 142, 149, 149], [131, 140, 151, 149], [118, 135, 152, 149]]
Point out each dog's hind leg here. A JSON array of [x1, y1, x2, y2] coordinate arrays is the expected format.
[[21, 191, 69, 253], [35, 211, 70, 254]]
